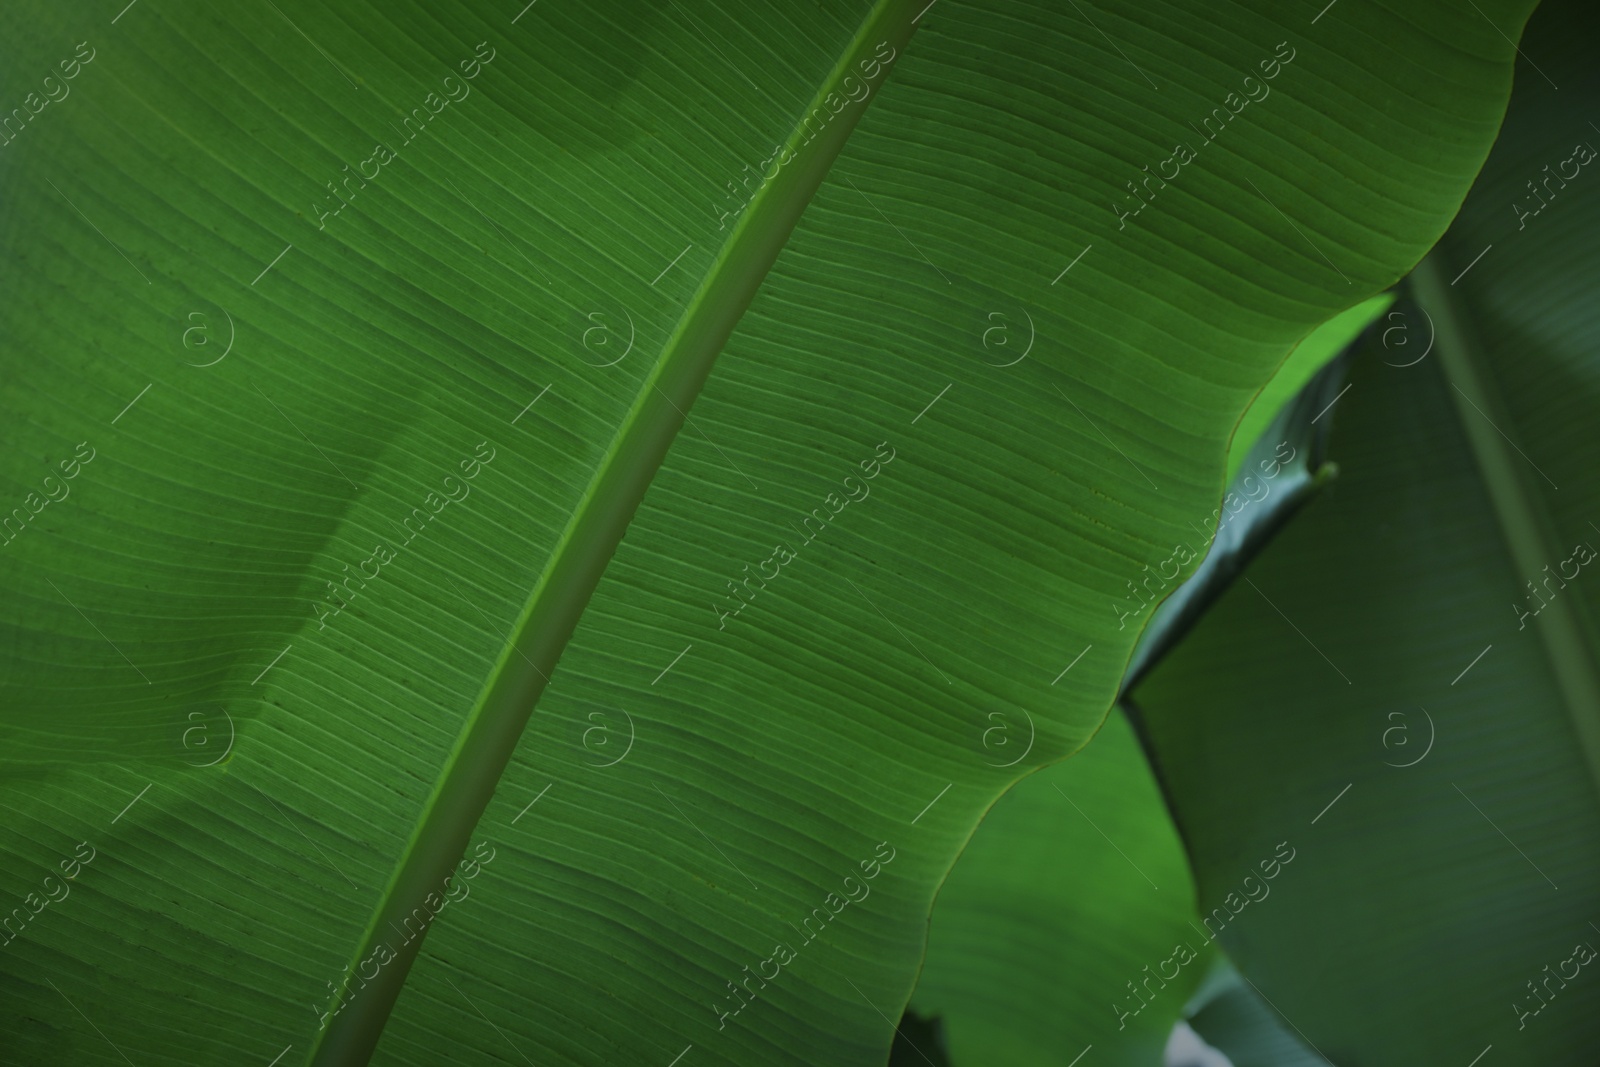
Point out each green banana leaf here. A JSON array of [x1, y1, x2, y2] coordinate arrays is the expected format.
[[898, 297, 1382, 1066], [896, 295, 1382, 1062], [904, 708, 1213, 1066], [0, 0, 1536, 1064], [1129, 2, 1600, 1061]]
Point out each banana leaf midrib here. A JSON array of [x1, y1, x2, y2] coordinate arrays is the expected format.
[[307, 1, 923, 1062], [1411, 253, 1600, 799]]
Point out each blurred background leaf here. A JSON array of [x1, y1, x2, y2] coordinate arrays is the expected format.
[[1130, 1, 1600, 1061]]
